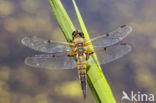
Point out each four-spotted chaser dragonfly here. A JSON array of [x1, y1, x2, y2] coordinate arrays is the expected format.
[[21, 25, 132, 98]]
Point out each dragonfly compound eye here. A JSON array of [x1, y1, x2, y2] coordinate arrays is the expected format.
[[72, 30, 78, 38], [79, 32, 84, 38]]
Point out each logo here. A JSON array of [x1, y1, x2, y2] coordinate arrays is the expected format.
[[121, 91, 155, 102]]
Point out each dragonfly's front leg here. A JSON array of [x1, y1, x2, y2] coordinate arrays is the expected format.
[[85, 50, 94, 54], [67, 51, 76, 57]]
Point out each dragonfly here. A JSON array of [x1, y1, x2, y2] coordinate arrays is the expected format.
[[21, 25, 132, 98]]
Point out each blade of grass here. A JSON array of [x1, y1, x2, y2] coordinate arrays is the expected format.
[[49, 0, 75, 42], [49, 0, 116, 103]]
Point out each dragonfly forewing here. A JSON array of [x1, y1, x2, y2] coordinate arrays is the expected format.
[[25, 54, 77, 69], [89, 25, 132, 48], [21, 36, 72, 53]]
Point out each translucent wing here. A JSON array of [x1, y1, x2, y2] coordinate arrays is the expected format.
[[89, 25, 132, 48], [21, 36, 72, 53], [91, 43, 131, 65], [25, 54, 77, 69]]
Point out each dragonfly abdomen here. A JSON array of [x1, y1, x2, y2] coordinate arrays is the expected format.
[[78, 64, 87, 99], [80, 71, 86, 98], [77, 55, 87, 98]]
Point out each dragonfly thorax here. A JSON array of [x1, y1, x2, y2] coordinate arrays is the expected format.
[[76, 48, 85, 56], [76, 43, 84, 47]]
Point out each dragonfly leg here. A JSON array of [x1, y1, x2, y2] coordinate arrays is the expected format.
[[84, 42, 91, 46], [85, 50, 94, 54], [67, 51, 76, 57]]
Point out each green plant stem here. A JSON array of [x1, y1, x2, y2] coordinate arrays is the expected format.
[[49, 0, 75, 42]]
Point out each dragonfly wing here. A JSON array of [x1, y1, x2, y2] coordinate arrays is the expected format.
[[25, 54, 77, 69], [90, 25, 132, 48], [21, 36, 72, 53], [93, 43, 131, 65]]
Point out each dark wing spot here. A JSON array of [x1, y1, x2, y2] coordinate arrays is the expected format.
[[120, 25, 126, 28], [104, 47, 107, 51], [120, 43, 127, 45], [106, 33, 109, 37], [52, 54, 55, 57], [47, 40, 51, 43]]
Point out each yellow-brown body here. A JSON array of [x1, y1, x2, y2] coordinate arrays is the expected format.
[[68, 31, 94, 98]]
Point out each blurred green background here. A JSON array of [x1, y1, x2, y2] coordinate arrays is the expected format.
[[0, 0, 156, 103]]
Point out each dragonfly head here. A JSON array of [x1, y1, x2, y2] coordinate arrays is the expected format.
[[72, 30, 84, 39]]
